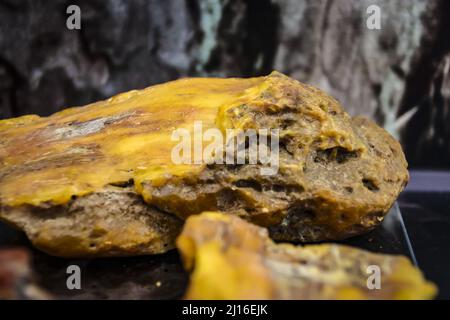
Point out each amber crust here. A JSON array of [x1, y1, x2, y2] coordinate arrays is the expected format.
[[177, 212, 436, 300], [0, 72, 408, 257], [144, 73, 409, 242], [0, 187, 182, 257]]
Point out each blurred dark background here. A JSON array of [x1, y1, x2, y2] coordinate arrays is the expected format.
[[0, 0, 449, 168]]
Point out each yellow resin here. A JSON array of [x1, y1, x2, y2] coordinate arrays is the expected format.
[[177, 212, 437, 300], [0, 76, 267, 207]]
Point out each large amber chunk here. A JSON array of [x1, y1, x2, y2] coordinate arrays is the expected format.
[[177, 212, 436, 300], [0, 72, 408, 257]]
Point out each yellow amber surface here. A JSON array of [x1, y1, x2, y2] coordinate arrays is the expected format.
[[177, 212, 437, 300], [0, 76, 268, 206]]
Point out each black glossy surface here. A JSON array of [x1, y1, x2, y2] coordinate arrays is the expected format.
[[399, 192, 450, 300], [33, 250, 188, 300], [0, 221, 188, 300]]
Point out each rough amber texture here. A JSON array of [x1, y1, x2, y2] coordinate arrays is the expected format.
[[0, 72, 408, 257], [177, 212, 436, 300]]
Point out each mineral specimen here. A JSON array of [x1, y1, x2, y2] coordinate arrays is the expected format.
[[0, 72, 408, 257], [177, 212, 436, 300]]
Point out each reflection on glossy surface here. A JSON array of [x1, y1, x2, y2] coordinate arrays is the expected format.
[[399, 192, 450, 300]]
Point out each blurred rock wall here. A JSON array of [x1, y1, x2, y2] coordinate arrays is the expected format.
[[0, 0, 449, 168]]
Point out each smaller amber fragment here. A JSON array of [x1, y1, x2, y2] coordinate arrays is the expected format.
[[177, 212, 437, 300]]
